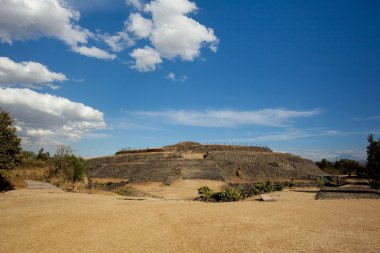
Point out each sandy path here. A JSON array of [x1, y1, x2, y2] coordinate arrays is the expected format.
[[0, 186, 379, 253], [130, 179, 226, 200], [25, 180, 57, 189]]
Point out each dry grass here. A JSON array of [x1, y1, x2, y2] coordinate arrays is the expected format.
[[15, 167, 50, 182], [13, 167, 89, 193], [90, 178, 129, 183], [182, 152, 205, 160], [0, 170, 27, 190], [8, 174, 27, 188], [129, 179, 226, 200]]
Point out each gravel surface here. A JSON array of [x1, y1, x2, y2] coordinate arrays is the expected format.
[[25, 180, 57, 189], [1, 184, 379, 253]]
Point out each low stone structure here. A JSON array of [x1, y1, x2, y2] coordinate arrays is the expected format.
[[316, 187, 380, 200], [86, 142, 325, 183]]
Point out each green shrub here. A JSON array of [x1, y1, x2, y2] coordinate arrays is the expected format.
[[70, 156, 85, 181], [53, 145, 86, 182], [316, 178, 326, 188], [273, 182, 284, 191], [285, 180, 295, 188], [221, 187, 243, 201], [196, 181, 285, 202], [197, 186, 213, 200]]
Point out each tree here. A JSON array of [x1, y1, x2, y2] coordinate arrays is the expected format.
[[315, 158, 334, 172], [53, 145, 86, 182], [0, 108, 22, 191], [0, 108, 22, 170], [36, 148, 50, 161], [334, 159, 359, 177], [367, 134, 380, 188]]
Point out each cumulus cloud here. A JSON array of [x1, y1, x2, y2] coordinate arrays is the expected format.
[[0, 0, 114, 60], [103, 31, 135, 52], [145, 0, 218, 61], [136, 109, 322, 127], [127, 13, 153, 39], [0, 56, 67, 89], [0, 87, 107, 147], [123, 0, 218, 71], [130, 46, 162, 72], [0, 0, 218, 67]]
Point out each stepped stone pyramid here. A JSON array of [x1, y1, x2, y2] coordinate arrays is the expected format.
[[86, 142, 324, 183]]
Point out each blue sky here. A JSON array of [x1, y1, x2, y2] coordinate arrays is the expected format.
[[0, 0, 379, 161]]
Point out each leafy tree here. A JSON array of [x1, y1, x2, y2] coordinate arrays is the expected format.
[[334, 159, 359, 177], [21, 150, 36, 161], [0, 108, 22, 170], [36, 148, 50, 161], [367, 134, 380, 188], [53, 145, 86, 182], [0, 109, 22, 190], [315, 158, 334, 172]]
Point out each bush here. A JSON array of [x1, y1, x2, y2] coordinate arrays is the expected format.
[[197, 181, 285, 202], [316, 178, 326, 188], [197, 186, 213, 200], [70, 156, 85, 181], [0, 169, 13, 191], [220, 187, 243, 201], [198, 186, 212, 196], [52, 145, 86, 183]]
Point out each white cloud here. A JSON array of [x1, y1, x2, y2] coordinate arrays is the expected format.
[[72, 45, 116, 60], [123, 0, 218, 71], [0, 56, 66, 89], [204, 129, 379, 149], [0, 0, 88, 46], [130, 46, 162, 72], [0, 0, 114, 59], [103, 31, 134, 52], [165, 72, 187, 82], [0, 87, 107, 147], [145, 0, 218, 61], [135, 108, 322, 127], [0, 0, 218, 67], [127, 13, 153, 39], [166, 72, 176, 81]]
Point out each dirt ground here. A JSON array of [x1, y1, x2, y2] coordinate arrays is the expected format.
[[1, 180, 379, 253]]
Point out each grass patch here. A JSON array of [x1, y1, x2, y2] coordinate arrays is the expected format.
[[115, 186, 134, 196]]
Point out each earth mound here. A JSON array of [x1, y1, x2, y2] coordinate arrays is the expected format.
[[86, 142, 324, 183]]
